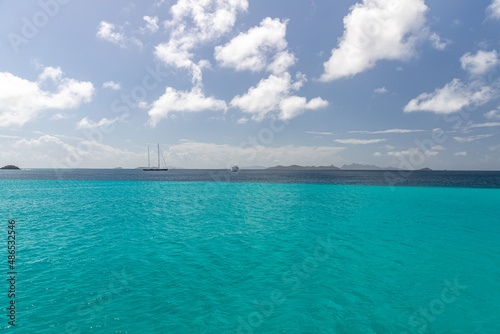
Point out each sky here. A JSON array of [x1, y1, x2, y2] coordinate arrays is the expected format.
[[0, 0, 500, 170]]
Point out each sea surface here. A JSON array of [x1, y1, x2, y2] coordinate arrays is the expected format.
[[1, 169, 499, 333]]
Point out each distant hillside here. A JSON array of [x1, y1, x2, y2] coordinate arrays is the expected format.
[[242, 165, 267, 169], [1, 165, 20, 170], [340, 163, 400, 170], [266, 164, 340, 170]]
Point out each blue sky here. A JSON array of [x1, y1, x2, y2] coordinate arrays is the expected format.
[[1, 0, 500, 169]]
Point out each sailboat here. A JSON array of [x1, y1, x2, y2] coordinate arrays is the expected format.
[[143, 144, 169, 171]]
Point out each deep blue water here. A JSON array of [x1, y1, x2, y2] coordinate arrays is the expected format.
[[1, 170, 499, 333], [1, 169, 500, 188]]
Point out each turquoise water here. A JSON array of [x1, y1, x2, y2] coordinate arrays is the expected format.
[[1, 179, 499, 333]]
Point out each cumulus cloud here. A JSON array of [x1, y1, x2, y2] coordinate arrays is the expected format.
[[214, 17, 295, 74], [142, 16, 159, 33], [429, 33, 450, 51], [97, 21, 125, 46], [102, 81, 121, 90], [155, 0, 248, 86], [453, 134, 494, 143], [454, 151, 467, 156], [76, 117, 119, 130], [485, 107, 500, 120], [406, 49, 500, 114], [96, 21, 143, 49], [279, 96, 329, 120], [148, 87, 227, 126], [0, 67, 94, 127], [334, 138, 386, 144], [487, 0, 500, 19], [404, 78, 496, 114], [230, 72, 328, 121], [320, 0, 428, 81], [460, 50, 499, 76]]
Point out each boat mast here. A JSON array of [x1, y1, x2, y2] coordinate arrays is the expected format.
[[147, 146, 150, 168], [157, 143, 160, 169]]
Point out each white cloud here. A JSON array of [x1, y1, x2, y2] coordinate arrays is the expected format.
[[142, 16, 159, 33], [387, 147, 440, 157], [0, 67, 94, 127], [373, 152, 382, 156], [320, 0, 428, 81], [162, 141, 345, 168], [334, 138, 386, 145], [155, 0, 248, 86], [6, 135, 143, 168], [487, 0, 500, 19], [50, 113, 69, 120], [350, 128, 425, 134], [97, 21, 125, 46], [453, 134, 494, 143], [76, 117, 119, 130], [214, 17, 295, 74], [148, 87, 227, 126], [454, 151, 467, 156], [230, 72, 328, 121], [305, 131, 335, 135], [485, 107, 500, 120], [236, 117, 249, 124], [374, 87, 388, 94], [469, 122, 500, 128], [0, 134, 21, 139], [102, 81, 121, 90], [429, 33, 450, 51], [38, 66, 62, 82], [267, 51, 296, 75], [460, 50, 499, 76], [279, 96, 329, 120], [404, 78, 496, 114]]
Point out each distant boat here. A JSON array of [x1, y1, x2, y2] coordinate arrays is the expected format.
[[230, 164, 239, 172], [143, 144, 168, 171]]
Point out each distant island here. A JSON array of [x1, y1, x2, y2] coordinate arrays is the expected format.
[[339, 163, 400, 170], [1, 165, 20, 170], [241, 165, 267, 170], [267, 164, 340, 170], [267, 163, 403, 171]]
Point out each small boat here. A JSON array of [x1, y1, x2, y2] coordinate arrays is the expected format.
[[143, 144, 169, 171], [230, 164, 239, 172]]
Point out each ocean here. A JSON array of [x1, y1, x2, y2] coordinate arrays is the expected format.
[[1, 169, 499, 333]]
